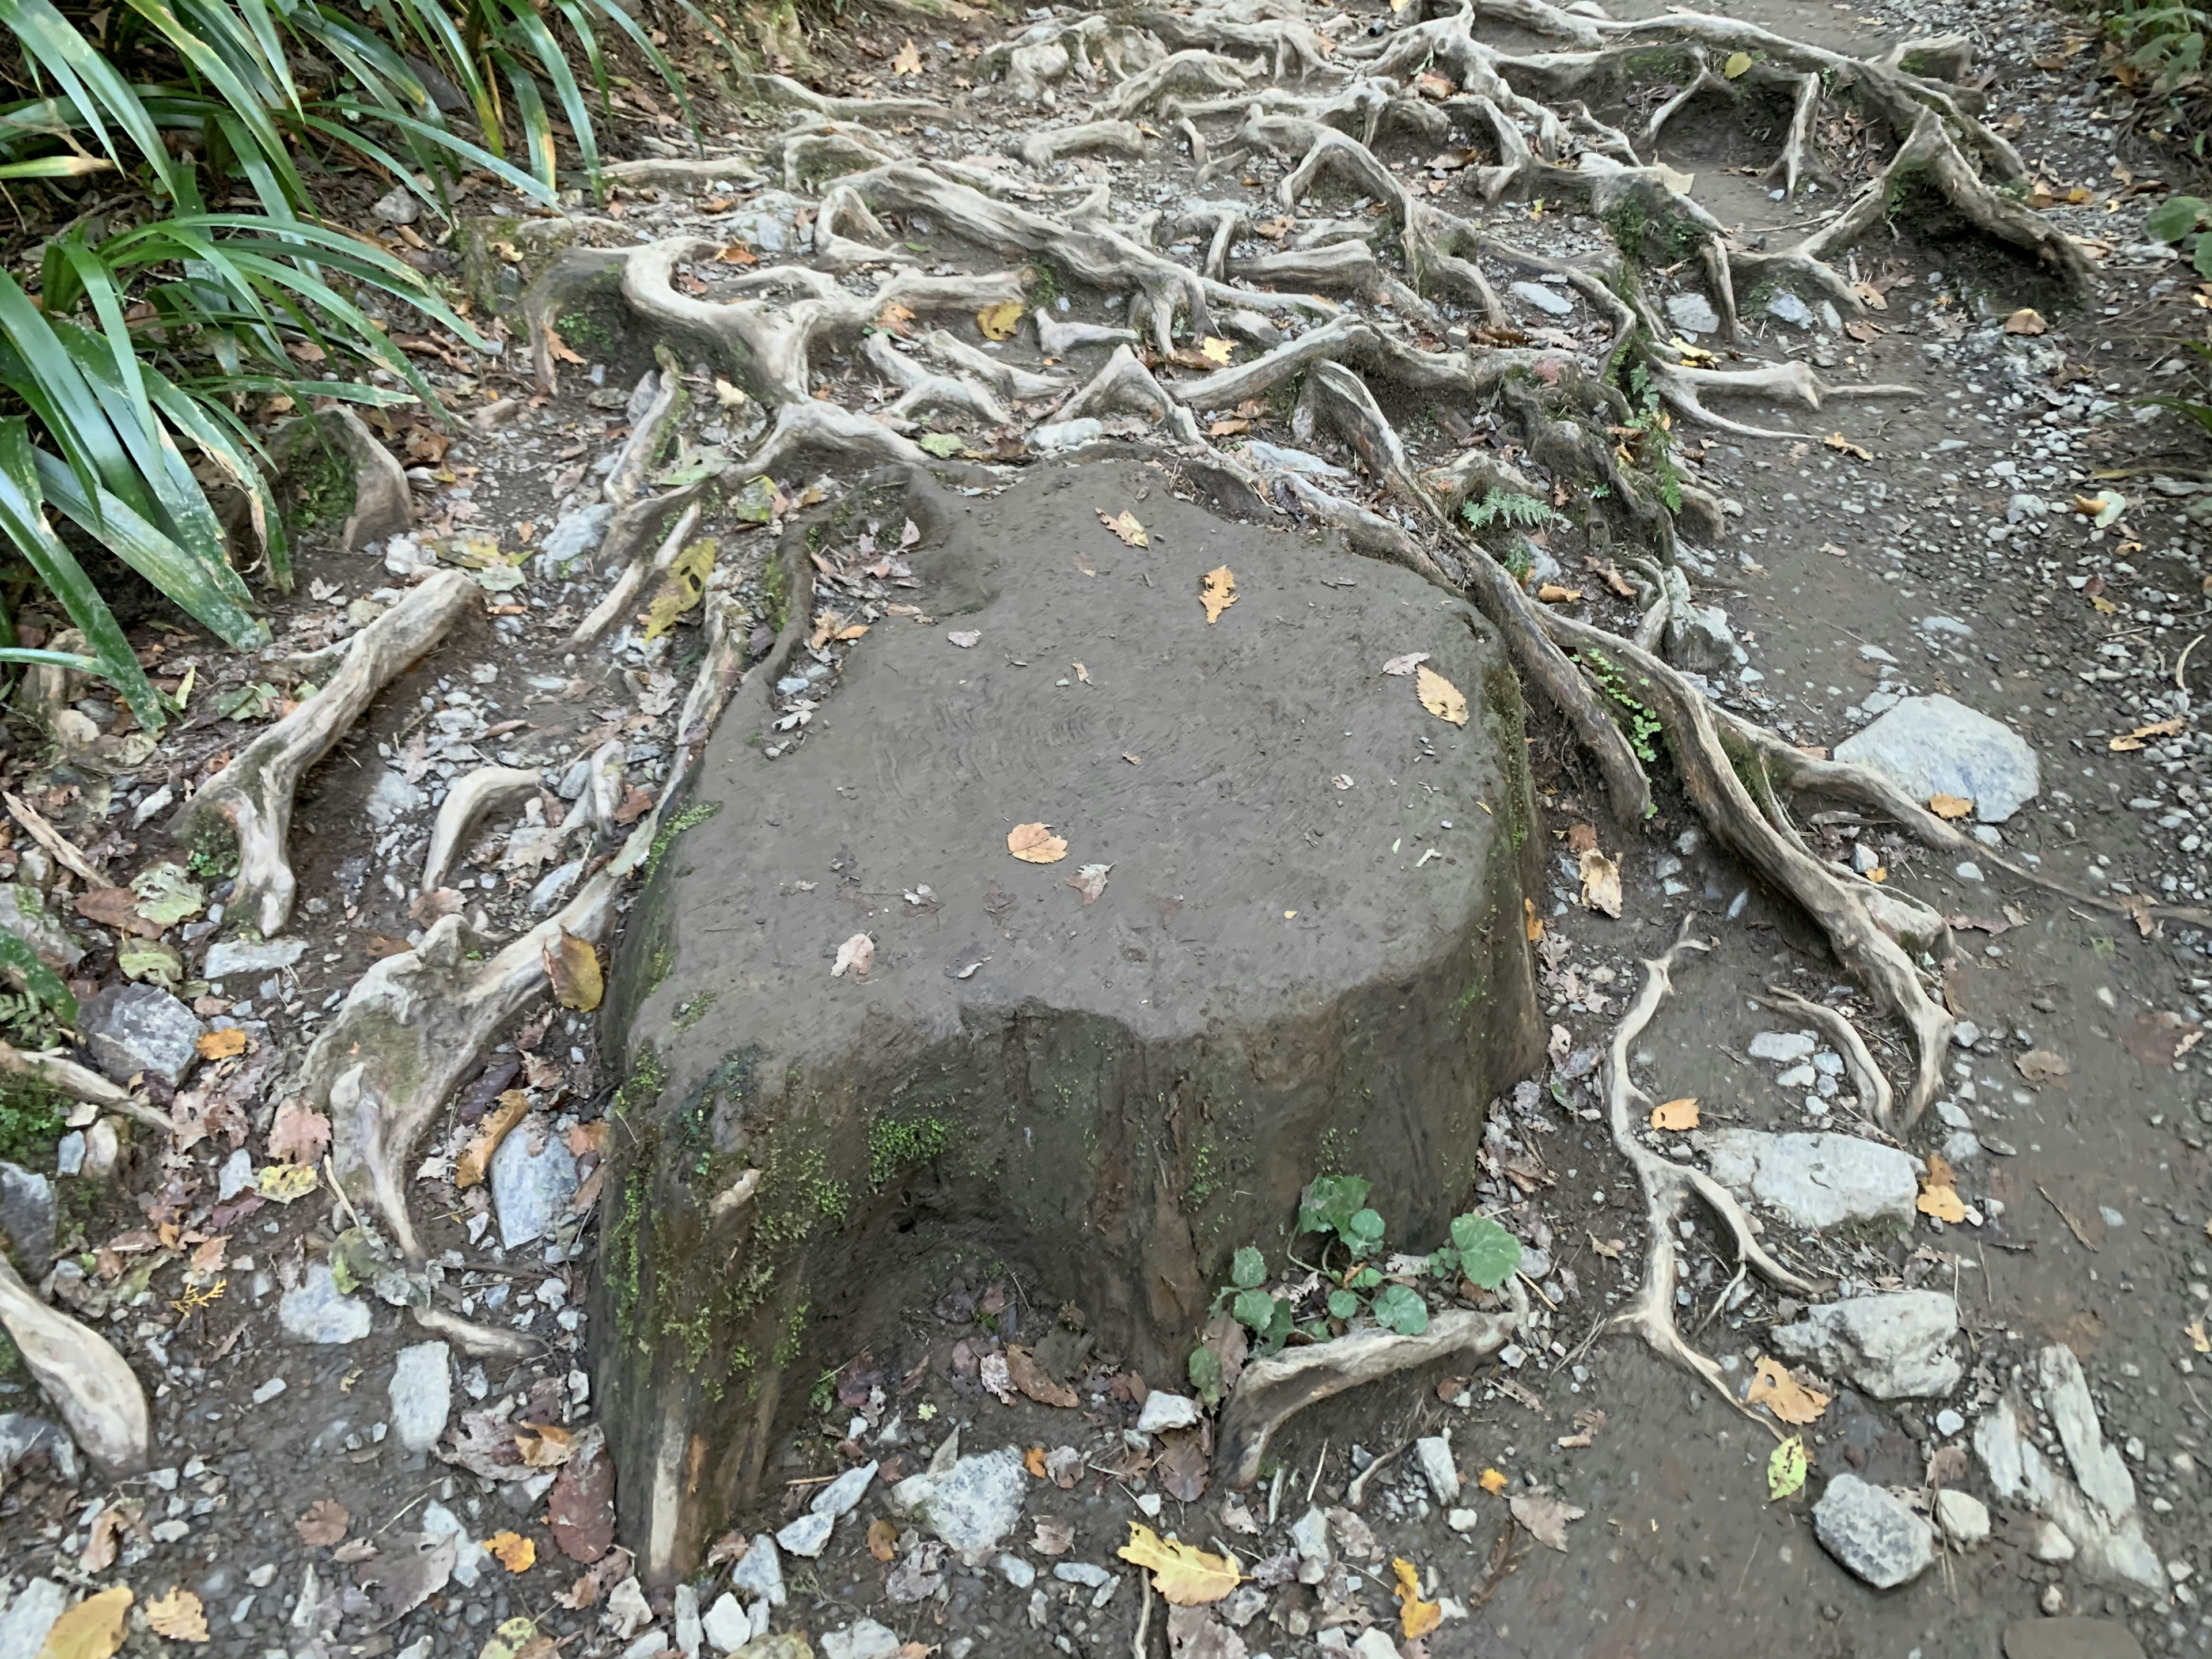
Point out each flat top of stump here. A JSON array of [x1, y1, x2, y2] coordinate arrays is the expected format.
[[638, 459, 1522, 1089]]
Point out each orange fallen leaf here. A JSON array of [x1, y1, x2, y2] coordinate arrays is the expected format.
[[716, 243, 759, 266], [1024, 1446, 1048, 1478], [456, 1091, 528, 1190], [1535, 583, 1583, 604], [1416, 665, 1467, 725], [488, 1531, 537, 1573], [1209, 416, 1251, 437], [1478, 1467, 1509, 1495], [1577, 847, 1622, 918], [868, 1517, 899, 1560], [891, 38, 922, 74], [516, 1421, 576, 1468], [2111, 717, 2187, 752], [1007, 823, 1069, 864], [1928, 793, 1974, 820], [1917, 1154, 1968, 1224], [296, 1499, 350, 1547], [2004, 307, 2047, 335], [1392, 1558, 1442, 1639], [1649, 1097, 1699, 1131], [1747, 1355, 1830, 1425], [144, 1586, 210, 1643], [877, 301, 916, 336], [1824, 432, 1873, 463], [1200, 565, 1237, 623], [1524, 898, 1544, 942], [196, 1028, 247, 1060]]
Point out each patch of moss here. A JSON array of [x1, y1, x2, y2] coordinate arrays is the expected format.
[[615, 1046, 668, 1118], [868, 1111, 953, 1190], [648, 801, 723, 877], [673, 990, 718, 1032], [0, 1078, 65, 1165]]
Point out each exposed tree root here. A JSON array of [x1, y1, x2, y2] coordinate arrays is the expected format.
[[1755, 987, 1895, 1129], [421, 766, 543, 895], [172, 570, 479, 940], [575, 499, 706, 645], [0, 1252, 149, 1475]]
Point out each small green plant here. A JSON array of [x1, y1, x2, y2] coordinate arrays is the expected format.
[[1577, 648, 1663, 763], [810, 1367, 839, 1416], [672, 990, 718, 1032], [0, 1078, 66, 1165], [2148, 194, 2212, 272], [1426, 1212, 1524, 1291], [1224, 1243, 1293, 1355], [1298, 1173, 1416, 1332], [1461, 488, 1552, 533]]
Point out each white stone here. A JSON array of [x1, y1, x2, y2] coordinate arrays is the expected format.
[[674, 1584, 702, 1659], [727, 1535, 786, 1606], [700, 1593, 751, 1653], [1414, 1434, 1459, 1504], [889, 1448, 1027, 1555], [1665, 293, 1721, 335], [1747, 1031, 1816, 1063], [1135, 1392, 1202, 1433], [823, 1621, 903, 1659], [1510, 281, 1574, 317], [813, 1460, 878, 1519], [387, 1340, 451, 1452], [1772, 1291, 1961, 1399], [1936, 1488, 1990, 1548], [489, 1116, 578, 1249], [1812, 1472, 1934, 1588], [278, 1263, 370, 1344], [776, 1511, 835, 1558], [1834, 694, 2039, 823], [1696, 1130, 1918, 1231], [1030, 418, 1104, 452]]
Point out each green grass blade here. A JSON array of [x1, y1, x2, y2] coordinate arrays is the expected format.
[[0, 156, 116, 177], [0, 0, 179, 195]]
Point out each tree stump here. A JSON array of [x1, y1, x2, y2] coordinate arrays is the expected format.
[[589, 459, 1544, 1581]]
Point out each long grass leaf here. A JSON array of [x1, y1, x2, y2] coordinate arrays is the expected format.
[[0, 0, 179, 195]]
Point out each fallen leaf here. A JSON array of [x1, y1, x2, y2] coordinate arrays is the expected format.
[[2004, 307, 2048, 335], [487, 1531, 537, 1573], [1535, 582, 1583, 604], [1509, 1488, 1585, 1551], [877, 302, 916, 336], [197, 1028, 247, 1060], [456, 1092, 528, 1189], [1416, 665, 1467, 725], [891, 38, 922, 74], [2016, 1048, 2071, 1086], [1649, 1097, 1699, 1131], [1006, 1346, 1080, 1407], [976, 300, 1023, 340], [716, 243, 759, 266], [1746, 1355, 1830, 1425], [297, 1499, 350, 1547], [144, 1587, 209, 1643], [1199, 335, 1235, 365], [547, 1426, 615, 1563], [1768, 1434, 1808, 1500], [1524, 899, 1544, 942], [1588, 1234, 1624, 1260], [37, 1585, 132, 1659], [947, 630, 980, 648], [1577, 847, 1622, 918], [1824, 432, 1873, 463], [2122, 1009, 2200, 1067], [1200, 565, 1237, 624], [81, 1506, 127, 1571], [477, 1616, 541, 1659], [1392, 1558, 1442, 1639], [2111, 717, 2187, 752], [1555, 1408, 1607, 1449], [1928, 793, 1974, 820], [1065, 863, 1111, 906], [832, 933, 876, 979], [1478, 1467, 1509, 1495], [1118, 1522, 1240, 1605], [74, 886, 164, 938], [516, 1421, 576, 1468], [1008, 823, 1069, 864], [256, 1162, 319, 1205], [268, 1099, 332, 1165], [643, 537, 717, 642], [547, 929, 603, 1011], [1382, 651, 1430, 676], [1097, 509, 1147, 547], [1208, 416, 1250, 437], [1024, 1445, 1049, 1477], [1722, 49, 1751, 77], [868, 1517, 899, 1560], [1916, 1154, 1968, 1224]]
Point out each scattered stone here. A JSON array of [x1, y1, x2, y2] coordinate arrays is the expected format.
[[372, 187, 419, 225], [0, 1577, 66, 1657], [1291, 1505, 1331, 1584], [1667, 599, 1748, 674], [79, 982, 206, 1086], [2032, 1521, 2079, 1563], [1771, 1290, 1961, 1398], [1030, 418, 1104, 452], [0, 1414, 78, 1486], [1975, 1359, 2165, 1595], [1696, 1130, 1918, 1230], [1415, 1434, 1459, 1504], [890, 1447, 1027, 1556], [365, 769, 425, 828], [489, 1116, 578, 1249], [812, 1460, 877, 1519], [278, 1263, 371, 1344], [1834, 694, 2040, 823], [387, 1341, 451, 1453], [1812, 1472, 1935, 1588], [1766, 291, 1815, 327], [2003, 1618, 2149, 1659], [1747, 1031, 1816, 1064], [674, 1584, 702, 1659], [0, 1161, 57, 1281], [701, 1593, 751, 1653], [821, 1621, 902, 1659], [541, 503, 615, 578], [775, 1512, 834, 1558], [2039, 1345, 2135, 1518], [1510, 280, 1574, 316], [727, 1535, 786, 1607], [1937, 1408, 1965, 1437], [423, 1502, 480, 1589], [1350, 1629, 1400, 1659], [995, 1554, 1035, 1589], [1135, 1392, 1202, 1434], [217, 1146, 252, 1202], [1054, 1563, 1112, 1587], [203, 937, 308, 980], [1665, 293, 1721, 335], [1936, 1488, 1990, 1549]]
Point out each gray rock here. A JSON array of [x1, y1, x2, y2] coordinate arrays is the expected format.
[[674, 1583, 702, 1659], [1772, 1290, 1961, 1399], [1834, 694, 2039, 823], [1510, 281, 1574, 317], [1135, 1392, 1201, 1433], [2002, 1618, 2147, 1659], [1291, 1505, 1331, 1584], [387, 1340, 450, 1453], [1054, 1563, 1111, 1587], [728, 1534, 786, 1606], [1936, 1488, 1990, 1548], [822, 1621, 902, 1659], [889, 1447, 1028, 1556], [203, 937, 307, 980], [1812, 1472, 1934, 1588], [1698, 1129, 1919, 1230], [995, 1554, 1035, 1589], [1767, 290, 1815, 327], [2039, 1345, 2135, 1519], [541, 503, 615, 579], [0, 883, 82, 971], [1415, 1434, 1459, 1504], [1974, 1373, 2165, 1596], [1665, 293, 1721, 335], [79, 982, 204, 1086], [775, 1510, 835, 1558], [1747, 1031, 1815, 1063], [702, 1593, 751, 1653], [0, 1577, 66, 1658], [217, 1146, 253, 1202], [278, 1263, 371, 1344], [1667, 600, 1747, 674], [1031, 418, 1104, 452], [1240, 441, 1354, 483], [365, 769, 424, 827], [489, 1116, 578, 1249], [0, 1161, 56, 1281], [812, 1460, 877, 1519], [372, 187, 419, 225], [422, 1501, 480, 1588]]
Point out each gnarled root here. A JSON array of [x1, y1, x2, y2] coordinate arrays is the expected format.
[[421, 766, 543, 895], [1602, 929, 1824, 1419], [574, 499, 706, 645], [1218, 1297, 1526, 1488], [1756, 986, 1895, 1128], [173, 569, 478, 939], [0, 1251, 149, 1475]]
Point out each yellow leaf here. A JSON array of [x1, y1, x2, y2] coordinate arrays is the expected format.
[[1768, 1435, 1808, 1501], [1723, 50, 1752, 77], [1928, 793, 1974, 820], [1917, 1174, 1967, 1224], [869, 1517, 899, 1560], [643, 537, 718, 642], [1535, 583, 1583, 604], [1577, 847, 1622, 918], [1392, 1558, 1442, 1639], [1199, 335, 1235, 365], [1416, 665, 1467, 725], [477, 1617, 541, 1659], [515, 1420, 575, 1468], [1116, 1522, 1240, 1605], [2111, 717, 2187, 752], [1824, 432, 1873, 463], [2003, 307, 2047, 335], [457, 1091, 528, 1190], [1200, 566, 1237, 624], [196, 1028, 247, 1060], [1478, 1467, 1509, 1494], [36, 1586, 132, 1659], [256, 1162, 319, 1205], [1007, 823, 1069, 864], [487, 1531, 537, 1573], [1524, 898, 1544, 942], [891, 39, 922, 74], [547, 929, 603, 1012], [2186, 1318, 2209, 1354], [1649, 1097, 1699, 1131], [1097, 509, 1147, 547], [1747, 1355, 1831, 1425], [976, 300, 1023, 340], [2089, 593, 2118, 615], [144, 1587, 210, 1643]]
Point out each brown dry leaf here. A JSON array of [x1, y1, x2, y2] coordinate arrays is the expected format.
[[1064, 862, 1110, 906], [831, 933, 875, 980], [456, 1092, 528, 1190], [268, 1098, 331, 1166], [1556, 1408, 1607, 1449], [197, 1028, 247, 1060], [1577, 847, 1622, 918], [877, 301, 916, 336], [1117, 1522, 1240, 1605], [1746, 1355, 1831, 1425], [1928, 793, 1974, 820], [38, 1586, 132, 1659], [1392, 1558, 1442, 1639], [1033, 1517, 1075, 1556], [1843, 317, 1883, 343], [1200, 565, 1237, 624], [1648, 1097, 1699, 1131], [976, 300, 1023, 340], [2004, 307, 2048, 335], [1007, 823, 1069, 864], [74, 887, 164, 938], [80, 1506, 128, 1571], [1535, 582, 1582, 604], [1824, 432, 1874, 463], [1478, 1467, 1509, 1494], [1097, 509, 1147, 547], [715, 243, 759, 266], [891, 38, 922, 74], [144, 1587, 210, 1643], [1024, 1446, 1048, 1478], [868, 1517, 899, 1561], [547, 929, 603, 1011], [516, 1422, 576, 1468], [2016, 1048, 2071, 1086], [2111, 717, 2187, 752], [1509, 1488, 1585, 1551], [487, 1531, 537, 1573], [1416, 664, 1467, 725], [297, 1498, 350, 1547], [1382, 651, 1429, 676], [2122, 1009, 2200, 1067], [1588, 1233, 1624, 1259], [1006, 1346, 1080, 1407], [1916, 1154, 1968, 1224], [1207, 416, 1251, 436]]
